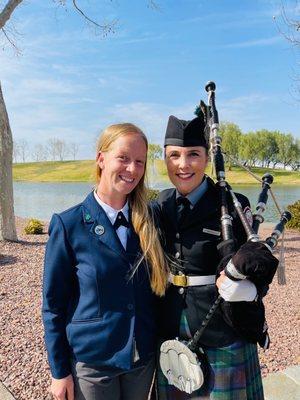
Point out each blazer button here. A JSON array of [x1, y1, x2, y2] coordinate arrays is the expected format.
[[175, 252, 180, 259], [176, 233, 180, 239], [127, 304, 134, 311]]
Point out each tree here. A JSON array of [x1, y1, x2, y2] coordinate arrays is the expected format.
[[269, 130, 282, 168], [276, 132, 295, 169], [219, 122, 242, 170], [254, 129, 279, 168], [0, 1, 23, 241], [56, 139, 68, 161], [70, 142, 79, 161], [32, 143, 47, 162], [148, 143, 162, 164], [12, 139, 20, 163], [275, 1, 300, 46], [46, 138, 68, 161], [274, 1, 300, 96], [18, 138, 29, 163], [288, 139, 300, 170], [47, 138, 58, 161], [239, 132, 261, 167], [148, 143, 162, 182], [0, 83, 17, 240]]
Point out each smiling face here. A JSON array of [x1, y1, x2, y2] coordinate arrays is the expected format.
[[165, 145, 208, 196], [96, 133, 147, 208]]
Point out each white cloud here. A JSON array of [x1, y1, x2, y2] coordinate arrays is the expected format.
[[102, 101, 195, 144], [224, 36, 281, 49], [51, 64, 86, 76], [118, 32, 168, 45], [97, 75, 143, 92], [19, 78, 85, 95], [219, 93, 274, 131], [179, 9, 273, 29]]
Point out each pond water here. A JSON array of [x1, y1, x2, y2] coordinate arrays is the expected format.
[[13, 181, 299, 224]]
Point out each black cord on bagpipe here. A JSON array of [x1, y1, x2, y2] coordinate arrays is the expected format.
[[187, 81, 292, 353]]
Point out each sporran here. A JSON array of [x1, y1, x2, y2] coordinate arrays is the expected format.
[[159, 339, 207, 394]]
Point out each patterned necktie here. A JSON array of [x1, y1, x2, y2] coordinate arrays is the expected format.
[[177, 197, 191, 224], [113, 211, 130, 230]]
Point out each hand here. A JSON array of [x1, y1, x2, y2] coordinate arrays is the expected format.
[[50, 374, 74, 400], [217, 270, 257, 302], [216, 270, 227, 290]]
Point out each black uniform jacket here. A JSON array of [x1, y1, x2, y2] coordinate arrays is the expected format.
[[156, 176, 250, 347]]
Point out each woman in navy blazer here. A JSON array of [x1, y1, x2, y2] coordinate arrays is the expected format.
[[42, 123, 169, 400]]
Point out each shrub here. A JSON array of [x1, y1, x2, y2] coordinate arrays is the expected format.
[[147, 189, 159, 201], [24, 218, 44, 235], [286, 200, 300, 231]]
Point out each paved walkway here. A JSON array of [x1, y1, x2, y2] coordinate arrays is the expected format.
[[0, 382, 15, 400], [263, 365, 300, 400], [0, 365, 299, 400]]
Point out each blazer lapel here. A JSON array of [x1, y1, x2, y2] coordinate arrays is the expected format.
[[90, 211, 127, 259], [82, 192, 127, 260]]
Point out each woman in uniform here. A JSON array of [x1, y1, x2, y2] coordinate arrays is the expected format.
[[156, 112, 277, 400], [42, 123, 169, 400]]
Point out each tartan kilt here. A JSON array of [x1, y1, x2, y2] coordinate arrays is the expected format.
[[156, 313, 264, 400]]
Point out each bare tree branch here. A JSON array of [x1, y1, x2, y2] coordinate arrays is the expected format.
[[72, 0, 117, 36], [147, 0, 161, 11], [1, 26, 21, 54], [273, 0, 300, 45], [0, 0, 23, 30]]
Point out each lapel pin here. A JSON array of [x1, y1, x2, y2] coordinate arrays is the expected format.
[[95, 225, 105, 235], [85, 213, 92, 222]]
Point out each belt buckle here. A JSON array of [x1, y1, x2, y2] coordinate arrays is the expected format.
[[173, 274, 187, 287]]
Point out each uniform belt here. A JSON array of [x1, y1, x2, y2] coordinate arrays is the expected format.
[[169, 273, 215, 287]]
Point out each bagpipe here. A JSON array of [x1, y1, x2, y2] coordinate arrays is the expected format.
[[186, 81, 292, 354], [159, 82, 292, 394]]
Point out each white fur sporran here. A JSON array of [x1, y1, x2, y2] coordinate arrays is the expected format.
[[159, 339, 205, 394]]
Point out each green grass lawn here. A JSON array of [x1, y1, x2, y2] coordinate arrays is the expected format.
[[13, 160, 95, 182], [13, 160, 300, 185], [154, 160, 300, 185]]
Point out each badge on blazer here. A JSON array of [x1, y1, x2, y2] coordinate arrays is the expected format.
[[85, 213, 92, 222], [94, 225, 105, 235]]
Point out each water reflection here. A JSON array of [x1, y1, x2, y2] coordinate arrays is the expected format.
[[13, 181, 299, 223]]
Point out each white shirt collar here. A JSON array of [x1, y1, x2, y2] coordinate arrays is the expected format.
[[93, 191, 129, 225]]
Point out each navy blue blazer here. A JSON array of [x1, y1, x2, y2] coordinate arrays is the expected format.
[[42, 192, 157, 379]]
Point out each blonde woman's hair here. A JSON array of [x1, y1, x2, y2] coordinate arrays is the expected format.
[[95, 123, 168, 296]]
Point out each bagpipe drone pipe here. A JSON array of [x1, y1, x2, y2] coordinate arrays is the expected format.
[[187, 81, 292, 351]]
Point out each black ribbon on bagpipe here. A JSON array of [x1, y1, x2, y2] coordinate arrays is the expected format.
[[187, 81, 292, 353]]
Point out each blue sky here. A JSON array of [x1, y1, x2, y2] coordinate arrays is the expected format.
[[1, 0, 300, 160]]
